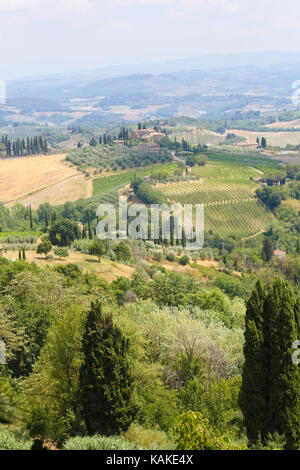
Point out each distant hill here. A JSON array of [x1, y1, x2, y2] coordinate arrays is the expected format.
[[2, 53, 300, 125]]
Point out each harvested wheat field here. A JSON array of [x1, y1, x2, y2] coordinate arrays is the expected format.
[[227, 129, 300, 147], [16, 174, 93, 209], [0, 154, 80, 205]]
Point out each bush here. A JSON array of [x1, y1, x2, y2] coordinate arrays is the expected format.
[[166, 250, 176, 262], [54, 247, 69, 260], [124, 423, 173, 450], [179, 254, 190, 266], [0, 430, 32, 450], [63, 435, 138, 450], [73, 239, 90, 254], [152, 250, 163, 262]]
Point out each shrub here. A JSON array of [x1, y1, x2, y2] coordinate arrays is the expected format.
[[166, 250, 176, 262], [0, 430, 32, 450], [54, 247, 69, 260], [152, 250, 163, 262], [174, 411, 229, 450], [179, 254, 190, 266], [124, 423, 173, 450], [63, 435, 138, 450]]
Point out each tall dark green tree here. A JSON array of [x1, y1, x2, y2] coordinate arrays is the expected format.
[[266, 278, 300, 450], [239, 280, 269, 444], [87, 211, 93, 240], [240, 278, 300, 449], [262, 236, 273, 262], [29, 205, 33, 230], [79, 302, 138, 436]]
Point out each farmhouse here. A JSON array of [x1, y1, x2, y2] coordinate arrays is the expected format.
[[235, 142, 258, 149], [140, 142, 160, 151], [130, 129, 163, 142], [273, 249, 286, 260]]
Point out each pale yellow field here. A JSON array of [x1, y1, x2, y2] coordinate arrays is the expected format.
[[227, 129, 300, 147], [0, 154, 80, 205], [2, 250, 135, 283], [14, 174, 93, 209], [265, 119, 300, 129]]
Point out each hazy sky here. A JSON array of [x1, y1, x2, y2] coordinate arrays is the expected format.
[[1, 0, 300, 79]]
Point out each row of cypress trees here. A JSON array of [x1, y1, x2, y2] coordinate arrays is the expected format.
[[1, 135, 49, 157]]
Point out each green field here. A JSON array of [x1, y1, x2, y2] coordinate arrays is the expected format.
[[0, 231, 41, 239], [191, 162, 260, 179], [93, 163, 179, 197]]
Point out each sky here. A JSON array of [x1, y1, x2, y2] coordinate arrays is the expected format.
[[1, 0, 300, 79]]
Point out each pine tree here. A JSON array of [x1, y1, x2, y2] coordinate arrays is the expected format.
[[79, 302, 138, 436]]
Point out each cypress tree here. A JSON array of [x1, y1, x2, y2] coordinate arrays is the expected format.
[[29, 205, 33, 230], [182, 229, 187, 249], [262, 236, 273, 262], [241, 278, 300, 449], [239, 280, 269, 444], [266, 278, 300, 450], [88, 212, 93, 240], [51, 211, 57, 226], [296, 239, 300, 255], [79, 302, 138, 436], [22, 248, 26, 260]]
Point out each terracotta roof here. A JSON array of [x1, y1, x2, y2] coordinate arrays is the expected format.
[[273, 249, 286, 256]]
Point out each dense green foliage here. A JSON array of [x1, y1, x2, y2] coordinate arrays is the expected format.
[[240, 278, 300, 449], [79, 303, 138, 436], [67, 144, 172, 172]]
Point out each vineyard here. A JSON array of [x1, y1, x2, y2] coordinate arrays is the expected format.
[[157, 179, 257, 205], [92, 157, 277, 238], [205, 200, 275, 237], [155, 160, 276, 237]]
